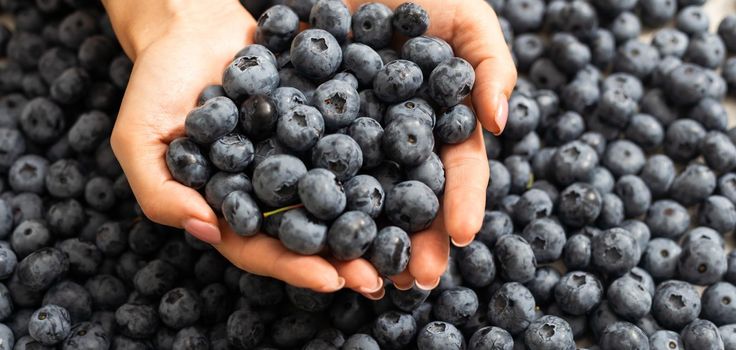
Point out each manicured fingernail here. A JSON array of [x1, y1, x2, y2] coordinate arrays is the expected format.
[[493, 93, 508, 136], [363, 288, 385, 301], [183, 219, 221, 244], [451, 236, 475, 248], [359, 277, 384, 294], [415, 277, 441, 291], [394, 280, 415, 291]]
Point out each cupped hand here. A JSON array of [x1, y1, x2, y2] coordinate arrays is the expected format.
[[105, 0, 515, 297], [344, 0, 517, 290]]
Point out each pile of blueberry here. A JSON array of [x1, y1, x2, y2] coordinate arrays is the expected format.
[[0, 0, 736, 349], [168, 1, 477, 276]]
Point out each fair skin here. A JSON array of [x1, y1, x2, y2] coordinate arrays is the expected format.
[[102, 0, 516, 299]]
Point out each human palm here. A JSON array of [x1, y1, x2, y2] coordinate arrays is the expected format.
[[108, 0, 515, 298]]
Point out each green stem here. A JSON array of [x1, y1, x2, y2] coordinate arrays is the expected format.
[[263, 203, 304, 218]]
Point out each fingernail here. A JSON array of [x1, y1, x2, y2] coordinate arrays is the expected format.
[[394, 280, 415, 291], [415, 277, 441, 291], [359, 277, 384, 294], [363, 288, 385, 301], [335, 277, 346, 290], [493, 93, 508, 136], [451, 236, 475, 248], [183, 219, 221, 244]]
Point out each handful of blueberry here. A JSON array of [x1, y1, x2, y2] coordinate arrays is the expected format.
[[166, 1, 478, 275]]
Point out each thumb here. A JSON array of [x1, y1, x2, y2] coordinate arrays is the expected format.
[[111, 131, 221, 244]]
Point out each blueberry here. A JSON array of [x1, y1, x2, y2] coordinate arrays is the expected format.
[[29, 305, 71, 345], [476, 211, 513, 248], [549, 33, 591, 74], [392, 2, 429, 37], [382, 116, 434, 168], [689, 99, 727, 133], [384, 180, 439, 232], [505, 155, 534, 195], [327, 211, 377, 260], [529, 58, 567, 91], [513, 34, 546, 72], [512, 189, 553, 227], [679, 319, 724, 350], [203, 173, 251, 212], [19, 97, 64, 145], [165, 138, 211, 189], [340, 174, 384, 218], [699, 195, 736, 233], [8, 155, 48, 194], [685, 32, 726, 69], [457, 241, 496, 288], [206, 137, 253, 175], [651, 280, 701, 330], [428, 57, 475, 107], [468, 326, 513, 350], [554, 142, 600, 188], [651, 28, 689, 59], [670, 164, 716, 207], [239, 95, 278, 141], [226, 308, 264, 349], [699, 282, 736, 326], [494, 235, 537, 283], [435, 104, 477, 144], [235, 44, 278, 69], [342, 333, 380, 350], [524, 266, 561, 306], [276, 104, 324, 152], [269, 86, 306, 116], [277, 208, 327, 255], [308, 0, 351, 43], [222, 56, 279, 102], [720, 325, 736, 350], [557, 183, 602, 228], [401, 36, 454, 75], [254, 5, 299, 53], [640, 0, 678, 25], [312, 79, 360, 131], [522, 315, 575, 350], [352, 3, 394, 49], [253, 154, 306, 207], [221, 191, 261, 237], [488, 282, 536, 335], [610, 11, 641, 43], [298, 168, 346, 220], [358, 90, 386, 123], [341, 43, 383, 86], [369, 226, 410, 276], [372, 59, 424, 103], [599, 322, 648, 350], [311, 134, 363, 180], [665, 63, 710, 106], [17, 247, 69, 291], [384, 97, 435, 127], [157, 288, 201, 330], [531, 180, 560, 205], [678, 237, 727, 285], [0, 241, 17, 279], [520, 217, 565, 263], [561, 233, 591, 271], [591, 227, 641, 275], [650, 330, 683, 350], [431, 287, 478, 327]]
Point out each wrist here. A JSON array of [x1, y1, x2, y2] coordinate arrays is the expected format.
[[102, 0, 244, 60]]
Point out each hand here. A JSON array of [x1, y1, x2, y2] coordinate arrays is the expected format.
[[103, 0, 380, 298], [345, 0, 516, 290]]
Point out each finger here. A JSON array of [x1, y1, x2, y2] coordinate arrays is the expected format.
[[110, 57, 221, 243], [330, 258, 385, 300], [409, 213, 450, 290], [389, 270, 415, 290], [451, 0, 516, 134], [214, 223, 346, 293], [440, 123, 489, 246]]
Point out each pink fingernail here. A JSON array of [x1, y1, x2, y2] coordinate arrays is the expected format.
[[415, 277, 441, 291], [493, 93, 508, 136], [183, 219, 221, 244], [451, 236, 475, 248], [359, 277, 384, 294], [363, 288, 386, 301], [394, 281, 415, 291]]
